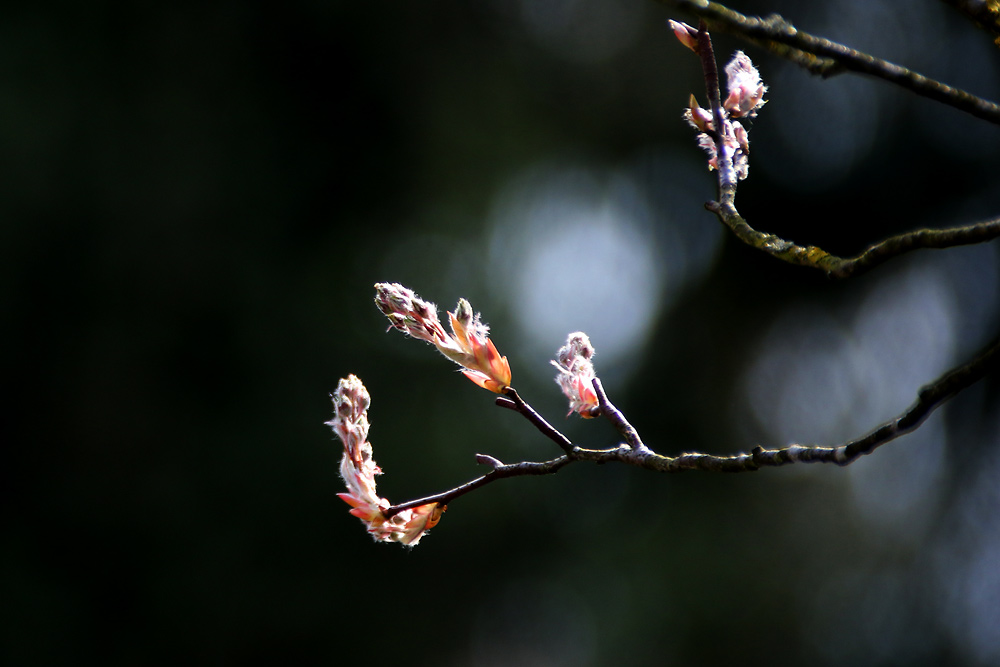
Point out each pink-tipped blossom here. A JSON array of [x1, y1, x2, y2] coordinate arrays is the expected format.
[[327, 374, 444, 546], [677, 40, 765, 182], [669, 19, 700, 53], [374, 283, 512, 393], [551, 332, 600, 418], [723, 51, 767, 118]]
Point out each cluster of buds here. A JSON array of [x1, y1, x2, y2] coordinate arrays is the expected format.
[[333, 286, 608, 546], [670, 20, 767, 181], [331, 23, 772, 550], [327, 374, 443, 546], [552, 332, 600, 418], [375, 282, 512, 394]]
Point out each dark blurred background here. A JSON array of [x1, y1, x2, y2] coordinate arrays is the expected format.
[[4, 0, 1000, 665]]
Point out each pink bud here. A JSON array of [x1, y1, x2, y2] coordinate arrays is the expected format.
[[684, 94, 714, 132], [668, 20, 700, 53], [375, 283, 512, 393], [328, 374, 442, 546]]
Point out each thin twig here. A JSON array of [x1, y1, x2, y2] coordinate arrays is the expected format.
[[593, 378, 651, 453], [383, 455, 573, 518], [656, 0, 1000, 125], [382, 333, 1000, 517], [609, 331, 1000, 471], [675, 4, 1000, 275], [704, 204, 1000, 279], [696, 21, 737, 194], [496, 387, 576, 454]]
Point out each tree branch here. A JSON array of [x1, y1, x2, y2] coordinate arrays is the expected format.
[[669, 4, 1000, 276], [696, 21, 737, 193], [383, 454, 573, 518], [704, 201, 1000, 279], [363, 6, 1000, 542], [381, 332, 1000, 519], [656, 0, 1000, 125]]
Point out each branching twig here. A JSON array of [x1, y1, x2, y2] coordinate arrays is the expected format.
[[382, 332, 1000, 518], [657, 0, 1000, 125], [678, 10, 1000, 277], [383, 455, 573, 518], [346, 7, 1000, 545], [593, 378, 650, 453]]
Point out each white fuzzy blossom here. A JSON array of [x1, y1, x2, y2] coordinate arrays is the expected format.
[[552, 332, 600, 418], [673, 27, 768, 182]]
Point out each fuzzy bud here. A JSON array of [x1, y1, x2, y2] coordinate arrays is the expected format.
[[552, 332, 600, 418]]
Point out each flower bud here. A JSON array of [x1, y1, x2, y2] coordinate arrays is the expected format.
[[684, 94, 714, 133], [723, 51, 767, 118], [669, 20, 700, 53], [552, 332, 600, 418]]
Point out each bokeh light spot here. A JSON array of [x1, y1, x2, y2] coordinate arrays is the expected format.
[[486, 164, 668, 385]]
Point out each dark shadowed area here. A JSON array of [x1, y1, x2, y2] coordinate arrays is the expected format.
[[5, 0, 1000, 665]]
